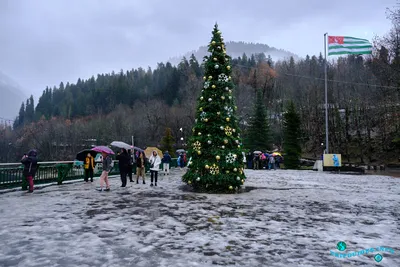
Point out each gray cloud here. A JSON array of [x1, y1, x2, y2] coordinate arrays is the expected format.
[[0, 0, 395, 101]]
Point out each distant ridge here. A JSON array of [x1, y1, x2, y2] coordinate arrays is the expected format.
[[168, 41, 299, 65], [0, 71, 27, 120]]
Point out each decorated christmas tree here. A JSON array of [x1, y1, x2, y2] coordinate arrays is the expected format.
[[182, 24, 246, 193]]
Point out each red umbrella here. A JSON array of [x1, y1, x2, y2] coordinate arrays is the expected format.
[[92, 146, 115, 155]]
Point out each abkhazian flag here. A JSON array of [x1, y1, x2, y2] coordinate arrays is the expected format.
[[328, 36, 372, 56]]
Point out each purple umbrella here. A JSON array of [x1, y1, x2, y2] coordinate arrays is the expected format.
[[92, 146, 115, 155]]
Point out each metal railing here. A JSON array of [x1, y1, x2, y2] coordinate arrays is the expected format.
[[0, 158, 180, 190]]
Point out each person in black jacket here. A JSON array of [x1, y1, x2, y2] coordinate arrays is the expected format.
[[116, 148, 130, 187], [21, 149, 38, 193]]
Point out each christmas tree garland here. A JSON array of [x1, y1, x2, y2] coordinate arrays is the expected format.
[[182, 24, 246, 193]]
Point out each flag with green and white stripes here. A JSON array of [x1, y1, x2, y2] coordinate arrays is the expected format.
[[328, 36, 372, 56]]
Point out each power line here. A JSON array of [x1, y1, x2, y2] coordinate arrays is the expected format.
[[232, 63, 400, 90], [284, 73, 400, 90]]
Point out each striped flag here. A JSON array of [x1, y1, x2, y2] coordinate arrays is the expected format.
[[328, 36, 372, 56]]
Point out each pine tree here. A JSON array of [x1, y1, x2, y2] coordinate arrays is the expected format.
[[282, 101, 302, 169], [160, 128, 175, 157], [244, 89, 270, 152], [182, 24, 246, 193], [17, 102, 25, 127]]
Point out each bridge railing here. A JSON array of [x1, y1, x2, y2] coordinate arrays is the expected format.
[[0, 158, 180, 190]]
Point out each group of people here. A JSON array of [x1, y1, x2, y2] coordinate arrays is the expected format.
[[248, 152, 284, 170], [83, 149, 175, 191]]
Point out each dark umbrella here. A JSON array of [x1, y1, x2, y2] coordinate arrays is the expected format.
[[76, 149, 98, 161]]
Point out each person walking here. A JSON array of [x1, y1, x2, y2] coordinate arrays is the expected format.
[[98, 152, 112, 191], [84, 153, 95, 182], [116, 148, 130, 187], [136, 151, 146, 184], [162, 151, 172, 175], [149, 150, 161, 186], [21, 149, 38, 193]]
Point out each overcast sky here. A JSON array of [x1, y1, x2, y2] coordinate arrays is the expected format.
[[0, 0, 396, 101]]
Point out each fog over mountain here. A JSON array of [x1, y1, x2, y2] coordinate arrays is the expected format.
[[168, 41, 299, 65], [0, 71, 26, 121]]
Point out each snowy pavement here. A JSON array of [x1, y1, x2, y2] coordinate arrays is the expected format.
[[0, 169, 399, 267]]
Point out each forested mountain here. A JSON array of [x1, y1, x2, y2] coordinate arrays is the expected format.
[[168, 41, 299, 66], [0, 72, 26, 122], [1, 8, 399, 163]]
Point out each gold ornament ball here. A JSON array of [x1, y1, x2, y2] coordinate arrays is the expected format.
[[200, 96, 204, 100], [217, 111, 221, 115], [226, 117, 230, 122], [204, 118, 208, 122], [233, 154, 237, 158], [226, 170, 230, 174], [211, 85, 216, 89], [196, 177, 200, 181], [238, 145, 241, 148], [188, 181, 192, 184], [234, 106, 238, 110], [221, 96, 225, 100], [205, 165, 210, 169], [232, 129, 236, 132], [236, 176, 240, 181], [241, 179, 244, 184], [224, 139, 228, 144], [212, 41, 216, 45], [227, 66, 231, 70], [221, 145, 225, 149], [228, 76, 231, 80], [208, 76, 212, 80], [198, 132, 202, 136], [213, 57, 218, 61], [217, 31, 221, 35], [203, 76, 206, 80], [229, 90, 232, 93], [220, 126, 224, 130], [233, 168, 237, 172], [229, 186, 233, 190], [216, 155, 220, 160], [199, 107, 203, 111], [197, 151, 202, 155]]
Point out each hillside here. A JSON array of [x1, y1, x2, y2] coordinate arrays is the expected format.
[[168, 41, 299, 65], [0, 71, 26, 122]]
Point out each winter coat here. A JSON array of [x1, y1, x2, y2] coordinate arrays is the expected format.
[[136, 157, 145, 168], [116, 152, 130, 172], [162, 153, 172, 164], [149, 152, 162, 171], [269, 156, 275, 164], [102, 155, 113, 172], [84, 156, 95, 170], [21, 150, 38, 177]]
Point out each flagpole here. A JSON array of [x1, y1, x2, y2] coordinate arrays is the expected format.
[[324, 32, 329, 154]]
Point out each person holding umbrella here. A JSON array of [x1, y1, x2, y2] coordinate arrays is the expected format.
[[84, 153, 95, 182], [116, 148, 130, 187], [92, 146, 115, 191]]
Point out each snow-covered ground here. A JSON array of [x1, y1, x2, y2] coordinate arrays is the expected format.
[[0, 169, 399, 267]]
